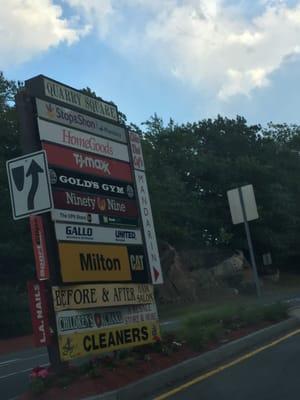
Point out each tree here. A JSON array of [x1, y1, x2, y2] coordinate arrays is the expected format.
[[0, 72, 33, 286]]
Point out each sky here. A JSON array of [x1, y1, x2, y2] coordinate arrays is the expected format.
[[2, 0, 300, 128]]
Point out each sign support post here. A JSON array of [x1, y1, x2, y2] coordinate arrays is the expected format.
[[238, 187, 261, 298], [15, 92, 67, 371]]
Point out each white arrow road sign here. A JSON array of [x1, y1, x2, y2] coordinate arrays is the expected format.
[[6, 150, 53, 220]]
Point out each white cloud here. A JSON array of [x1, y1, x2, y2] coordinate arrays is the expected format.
[[3, 0, 300, 101], [0, 0, 89, 68], [63, 0, 300, 100]]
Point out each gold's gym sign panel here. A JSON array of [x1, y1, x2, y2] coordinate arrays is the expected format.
[[26, 76, 119, 122], [57, 243, 149, 283], [52, 283, 155, 311], [58, 320, 160, 361], [49, 166, 135, 200]]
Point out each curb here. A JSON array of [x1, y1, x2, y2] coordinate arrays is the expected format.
[[83, 317, 300, 400]]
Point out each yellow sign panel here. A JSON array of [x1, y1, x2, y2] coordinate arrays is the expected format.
[[58, 243, 131, 282], [52, 283, 155, 311], [58, 321, 160, 361]]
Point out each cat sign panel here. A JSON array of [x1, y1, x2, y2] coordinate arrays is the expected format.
[[6, 150, 53, 220]]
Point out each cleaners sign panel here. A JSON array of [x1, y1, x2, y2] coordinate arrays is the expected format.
[[58, 320, 160, 361]]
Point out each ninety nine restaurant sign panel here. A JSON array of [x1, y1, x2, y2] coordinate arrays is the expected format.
[[54, 223, 143, 245], [52, 190, 138, 218], [57, 243, 149, 283], [52, 283, 155, 311], [49, 167, 135, 200], [38, 119, 129, 162], [36, 98, 126, 143], [58, 320, 160, 361], [26, 76, 119, 122], [43, 143, 132, 182], [56, 303, 158, 335]]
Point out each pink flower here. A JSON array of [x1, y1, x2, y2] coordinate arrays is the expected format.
[[30, 366, 49, 380]]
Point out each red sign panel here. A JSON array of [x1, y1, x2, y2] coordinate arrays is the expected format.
[[129, 131, 145, 171], [27, 281, 52, 347], [53, 189, 139, 218], [29, 215, 50, 280], [42, 142, 132, 182]]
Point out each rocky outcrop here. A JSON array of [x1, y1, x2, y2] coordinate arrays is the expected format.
[[156, 243, 253, 304]]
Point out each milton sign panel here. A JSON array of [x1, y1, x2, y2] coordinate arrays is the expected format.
[[8, 74, 163, 365]]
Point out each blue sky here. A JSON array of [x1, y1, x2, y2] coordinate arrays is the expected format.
[[2, 0, 300, 128]]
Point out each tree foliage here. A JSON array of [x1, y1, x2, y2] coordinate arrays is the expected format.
[[1, 70, 300, 287]]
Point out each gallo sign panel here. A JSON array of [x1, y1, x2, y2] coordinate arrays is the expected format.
[[54, 223, 142, 245], [52, 283, 155, 311], [58, 320, 160, 361]]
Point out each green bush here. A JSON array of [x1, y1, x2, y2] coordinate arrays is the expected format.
[[182, 301, 288, 350], [263, 302, 288, 322], [182, 322, 224, 351]]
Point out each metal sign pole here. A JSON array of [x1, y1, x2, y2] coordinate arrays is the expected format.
[[238, 187, 261, 298]]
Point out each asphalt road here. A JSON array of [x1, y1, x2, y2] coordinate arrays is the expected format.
[[1, 295, 300, 400], [157, 332, 300, 400], [0, 347, 48, 400]]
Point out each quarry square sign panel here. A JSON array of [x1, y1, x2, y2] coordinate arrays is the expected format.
[[26, 75, 119, 122]]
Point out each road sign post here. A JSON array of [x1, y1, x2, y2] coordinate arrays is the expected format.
[[237, 187, 261, 297], [227, 184, 261, 298]]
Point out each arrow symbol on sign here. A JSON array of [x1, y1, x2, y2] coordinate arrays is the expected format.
[[26, 160, 44, 210], [154, 267, 160, 282]]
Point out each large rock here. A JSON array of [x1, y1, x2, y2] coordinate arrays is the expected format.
[[156, 243, 253, 304]]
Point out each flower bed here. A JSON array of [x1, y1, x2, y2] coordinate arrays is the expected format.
[[21, 302, 289, 400]]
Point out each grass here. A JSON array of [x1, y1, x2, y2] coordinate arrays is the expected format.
[[180, 302, 289, 351]]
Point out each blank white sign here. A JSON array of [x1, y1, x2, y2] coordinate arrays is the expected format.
[[227, 184, 258, 225]]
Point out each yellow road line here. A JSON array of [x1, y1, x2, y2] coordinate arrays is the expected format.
[[155, 328, 300, 400]]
